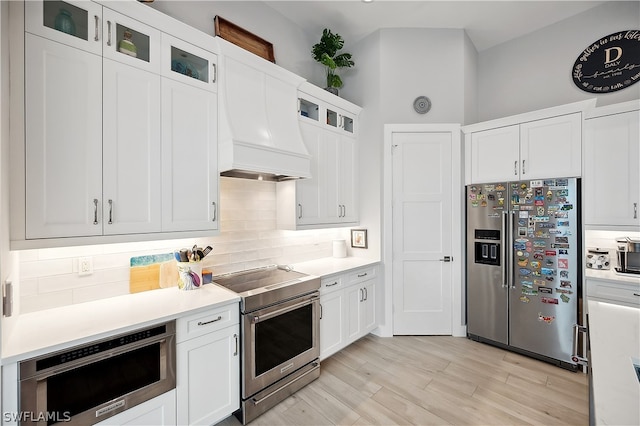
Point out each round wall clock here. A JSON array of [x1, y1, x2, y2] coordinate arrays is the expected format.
[[413, 96, 432, 114]]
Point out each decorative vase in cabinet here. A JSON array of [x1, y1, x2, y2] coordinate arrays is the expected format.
[[54, 9, 76, 36]]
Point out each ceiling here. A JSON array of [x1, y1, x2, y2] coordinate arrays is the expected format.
[[263, 0, 607, 52]]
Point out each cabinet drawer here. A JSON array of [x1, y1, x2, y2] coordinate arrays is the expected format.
[[177, 303, 239, 343], [320, 276, 343, 294], [587, 279, 640, 308], [347, 266, 377, 285]]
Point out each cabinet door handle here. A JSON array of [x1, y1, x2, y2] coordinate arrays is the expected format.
[[94, 15, 100, 41], [363, 287, 368, 301], [634, 202, 638, 219], [233, 333, 238, 356], [108, 199, 113, 224], [198, 316, 222, 326], [212, 63, 217, 83], [359, 288, 364, 302], [298, 203, 303, 219], [93, 199, 99, 225], [319, 303, 323, 320], [212, 201, 217, 222], [342, 205, 346, 217], [514, 160, 518, 176], [522, 159, 526, 175], [107, 20, 112, 46]]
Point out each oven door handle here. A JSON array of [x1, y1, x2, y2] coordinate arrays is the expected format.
[[250, 295, 318, 323], [251, 361, 320, 406]]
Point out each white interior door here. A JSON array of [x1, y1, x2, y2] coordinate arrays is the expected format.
[[392, 131, 452, 335]]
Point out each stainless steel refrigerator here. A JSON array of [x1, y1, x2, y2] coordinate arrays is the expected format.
[[466, 178, 581, 370]]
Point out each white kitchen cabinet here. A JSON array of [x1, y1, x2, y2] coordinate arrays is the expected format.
[[102, 59, 162, 235], [469, 113, 582, 183], [319, 276, 345, 360], [17, 1, 221, 244], [162, 33, 217, 92], [96, 390, 176, 426], [584, 102, 640, 229], [586, 277, 640, 308], [176, 305, 240, 426], [25, 0, 103, 55], [326, 133, 357, 223], [24, 32, 103, 238], [345, 273, 376, 342], [318, 265, 378, 360], [161, 77, 219, 232], [277, 83, 360, 230], [24, 3, 165, 239]]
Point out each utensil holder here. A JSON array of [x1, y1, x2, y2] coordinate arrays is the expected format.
[[177, 261, 202, 290]]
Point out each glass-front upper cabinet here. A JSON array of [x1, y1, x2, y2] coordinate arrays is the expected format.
[[162, 33, 217, 92], [25, 0, 103, 55], [327, 107, 355, 135], [299, 97, 319, 122], [102, 8, 160, 74]]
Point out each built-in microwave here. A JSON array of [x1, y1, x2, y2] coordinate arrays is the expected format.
[[19, 321, 176, 425]]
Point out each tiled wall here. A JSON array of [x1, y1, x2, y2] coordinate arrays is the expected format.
[[17, 178, 351, 314]]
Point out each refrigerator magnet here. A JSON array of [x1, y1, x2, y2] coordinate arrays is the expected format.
[[538, 313, 555, 324]]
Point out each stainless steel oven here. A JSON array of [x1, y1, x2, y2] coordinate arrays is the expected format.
[[213, 265, 321, 424], [19, 321, 176, 426]]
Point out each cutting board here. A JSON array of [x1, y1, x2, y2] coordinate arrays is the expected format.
[[129, 253, 178, 293]]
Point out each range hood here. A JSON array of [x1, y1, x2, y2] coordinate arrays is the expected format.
[[216, 38, 311, 181]]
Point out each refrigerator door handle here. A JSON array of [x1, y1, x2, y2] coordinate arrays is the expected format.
[[572, 324, 589, 366], [501, 211, 508, 288], [508, 211, 516, 289]]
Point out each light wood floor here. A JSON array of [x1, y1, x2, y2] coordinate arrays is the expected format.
[[219, 334, 589, 426]]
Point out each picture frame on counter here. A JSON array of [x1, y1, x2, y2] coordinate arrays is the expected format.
[[351, 229, 368, 248]]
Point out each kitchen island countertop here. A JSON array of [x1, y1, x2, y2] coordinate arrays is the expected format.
[[588, 299, 640, 425], [1, 284, 240, 364]]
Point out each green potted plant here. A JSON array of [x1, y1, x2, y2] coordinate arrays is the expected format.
[[312, 28, 355, 95]]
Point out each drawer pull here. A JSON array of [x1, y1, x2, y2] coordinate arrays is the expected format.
[[633, 293, 640, 297], [325, 281, 339, 287], [198, 316, 222, 326], [357, 273, 368, 278]]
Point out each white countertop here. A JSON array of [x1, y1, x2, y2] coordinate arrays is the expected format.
[[291, 256, 380, 277], [1, 257, 379, 364], [588, 300, 640, 425], [586, 268, 640, 285], [1, 284, 240, 364]]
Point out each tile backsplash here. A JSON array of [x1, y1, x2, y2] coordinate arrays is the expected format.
[[16, 178, 351, 314]]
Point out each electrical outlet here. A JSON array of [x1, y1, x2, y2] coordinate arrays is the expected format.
[[78, 257, 93, 276]]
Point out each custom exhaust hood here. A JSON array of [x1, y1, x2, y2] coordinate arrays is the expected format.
[[217, 38, 311, 181]]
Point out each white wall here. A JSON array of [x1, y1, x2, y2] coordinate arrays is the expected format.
[[478, 1, 640, 121]]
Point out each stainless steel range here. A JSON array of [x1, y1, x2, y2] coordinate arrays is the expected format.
[[213, 265, 321, 424]]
